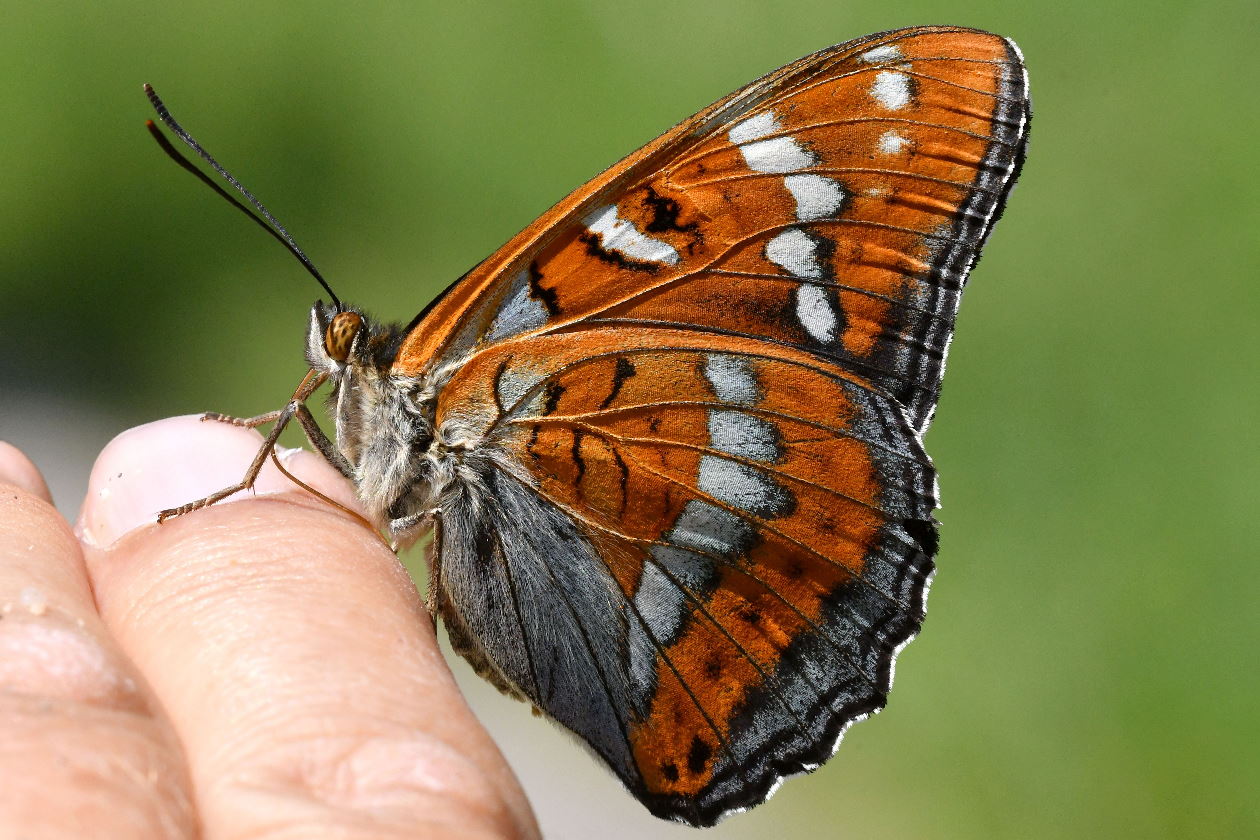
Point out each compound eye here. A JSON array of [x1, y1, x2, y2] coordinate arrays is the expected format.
[[324, 311, 363, 362]]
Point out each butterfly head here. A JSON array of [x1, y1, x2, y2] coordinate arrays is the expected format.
[[305, 300, 403, 376], [322, 308, 363, 363]]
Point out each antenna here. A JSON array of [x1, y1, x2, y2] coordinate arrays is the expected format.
[[143, 84, 342, 311]]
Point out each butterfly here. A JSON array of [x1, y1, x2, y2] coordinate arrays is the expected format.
[[146, 25, 1030, 826]]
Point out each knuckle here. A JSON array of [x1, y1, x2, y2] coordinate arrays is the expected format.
[[219, 731, 521, 839], [0, 609, 151, 715]]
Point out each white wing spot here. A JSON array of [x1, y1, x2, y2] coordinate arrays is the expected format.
[[485, 268, 549, 341], [728, 111, 782, 144], [766, 228, 823, 278], [859, 44, 903, 63], [494, 364, 547, 414], [709, 410, 779, 462], [629, 543, 717, 693], [698, 455, 792, 517], [795, 284, 840, 343], [738, 136, 817, 174], [704, 354, 758, 405], [583, 205, 680, 265], [633, 562, 689, 646], [784, 173, 846, 221], [871, 71, 913, 110], [878, 129, 911, 155], [666, 500, 753, 558]]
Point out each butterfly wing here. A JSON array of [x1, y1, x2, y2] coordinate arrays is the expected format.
[[434, 330, 938, 824], [400, 26, 1027, 431], [405, 26, 1029, 824]]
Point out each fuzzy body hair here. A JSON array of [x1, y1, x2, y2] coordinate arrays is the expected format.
[[305, 301, 492, 547]]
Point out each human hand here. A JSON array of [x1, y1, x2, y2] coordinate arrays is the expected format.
[[0, 417, 539, 839]]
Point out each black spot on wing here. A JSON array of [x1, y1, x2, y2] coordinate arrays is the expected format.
[[527, 381, 568, 454], [807, 228, 838, 283], [492, 359, 510, 414], [527, 260, 563, 315], [902, 517, 939, 557], [572, 428, 587, 485], [578, 230, 664, 273], [642, 184, 699, 236], [542, 382, 565, 415], [687, 736, 713, 775], [599, 356, 637, 409], [611, 447, 630, 518]]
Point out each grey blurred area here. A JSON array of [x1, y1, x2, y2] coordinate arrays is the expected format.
[[2, 389, 124, 519]]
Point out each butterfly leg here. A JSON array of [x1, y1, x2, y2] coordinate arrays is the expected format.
[[157, 369, 329, 522], [200, 409, 283, 428], [423, 516, 443, 625], [157, 401, 301, 522], [386, 509, 436, 551], [291, 403, 355, 481], [203, 386, 354, 480]]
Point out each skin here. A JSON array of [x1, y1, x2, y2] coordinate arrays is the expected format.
[[0, 417, 540, 839]]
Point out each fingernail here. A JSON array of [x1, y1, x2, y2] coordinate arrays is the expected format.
[[0, 442, 53, 502], [75, 415, 309, 548]]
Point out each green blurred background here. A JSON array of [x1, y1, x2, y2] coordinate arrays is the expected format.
[[3, 1, 1256, 837]]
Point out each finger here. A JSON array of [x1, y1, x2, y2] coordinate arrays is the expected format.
[[0, 445, 195, 837], [78, 416, 539, 840], [0, 441, 53, 501]]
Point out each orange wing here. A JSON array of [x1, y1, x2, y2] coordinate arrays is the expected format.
[[409, 27, 1029, 824], [399, 25, 1027, 431]]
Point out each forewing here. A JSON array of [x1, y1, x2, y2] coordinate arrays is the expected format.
[[398, 26, 1029, 431]]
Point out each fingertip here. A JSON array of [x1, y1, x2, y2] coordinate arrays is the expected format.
[[69, 423, 535, 839], [0, 442, 53, 503], [75, 415, 360, 549]]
